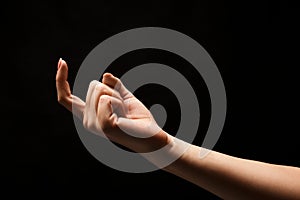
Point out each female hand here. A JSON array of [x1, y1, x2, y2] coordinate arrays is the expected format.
[[56, 58, 168, 152]]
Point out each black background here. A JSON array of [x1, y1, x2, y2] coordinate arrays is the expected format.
[[1, 0, 299, 199]]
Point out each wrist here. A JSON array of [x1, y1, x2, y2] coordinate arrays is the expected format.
[[134, 129, 170, 153], [141, 133, 191, 169], [107, 128, 170, 153]]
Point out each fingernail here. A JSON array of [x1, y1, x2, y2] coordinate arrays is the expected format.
[[57, 58, 62, 69]]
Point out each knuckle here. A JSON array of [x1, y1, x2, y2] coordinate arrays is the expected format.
[[57, 95, 66, 104], [84, 121, 94, 130], [83, 115, 94, 130], [83, 117, 88, 129], [100, 96, 113, 106], [99, 95, 109, 102], [95, 83, 105, 92], [115, 78, 122, 89], [89, 80, 98, 88], [115, 77, 121, 84]]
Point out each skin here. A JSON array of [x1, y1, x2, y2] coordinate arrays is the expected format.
[[56, 58, 300, 200]]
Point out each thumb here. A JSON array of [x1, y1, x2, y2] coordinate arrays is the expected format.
[[102, 73, 133, 99]]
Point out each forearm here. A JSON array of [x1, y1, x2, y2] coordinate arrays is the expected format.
[[162, 136, 300, 200]]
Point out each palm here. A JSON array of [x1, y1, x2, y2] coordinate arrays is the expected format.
[[124, 97, 152, 120], [115, 94, 160, 138]]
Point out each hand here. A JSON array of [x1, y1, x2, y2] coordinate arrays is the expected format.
[[56, 58, 168, 152]]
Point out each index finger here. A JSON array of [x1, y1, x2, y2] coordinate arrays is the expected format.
[[56, 58, 85, 119]]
